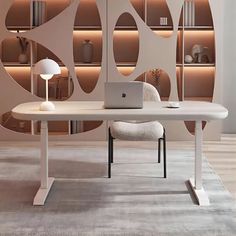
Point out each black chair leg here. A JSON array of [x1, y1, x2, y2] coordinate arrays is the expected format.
[[108, 128, 114, 178], [109, 128, 114, 163], [110, 135, 114, 164], [108, 127, 165, 179], [163, 130, 167, 178], [158, 138, 161, 163], [108, 128, 112, 178]]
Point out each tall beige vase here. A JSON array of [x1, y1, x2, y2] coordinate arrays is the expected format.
[[82, 39, 94, 63]]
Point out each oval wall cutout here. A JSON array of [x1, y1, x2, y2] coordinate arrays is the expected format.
[[115, 11, 138, 29], [184, 121, 207, 135], [177, 0, 215, 135], [184, 67, 215, 134], [74, 0, 102, 93], [0, 111, 31, 134], [114, 13, 139, 76], [6, 0, 30, 31], [74, 67, 100, 94]]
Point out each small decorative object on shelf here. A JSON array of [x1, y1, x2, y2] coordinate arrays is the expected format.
[[55, 77, 62, 100], [32, 0, 47, 27], [160, 17, 168, 26], [200, 47, 211, 63], [184, 55, 193, 63], [184, 0, 195, 26], [192, 44, 211, 63], [17, 36, 29, 64], [151, 68, 162, 81], [18, 121, 25, 133], [48, 80, 57, 99], [81, 39, 94, 63], [150, 68, 162, 93]]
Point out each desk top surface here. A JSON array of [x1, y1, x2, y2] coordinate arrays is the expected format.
[[12, 101, 228, 121]]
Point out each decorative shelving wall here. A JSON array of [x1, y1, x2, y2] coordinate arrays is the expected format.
[[0, 0, 223, 141]]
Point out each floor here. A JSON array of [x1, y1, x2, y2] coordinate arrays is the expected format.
[[0, 138, 236, 235], [204, 135, 236, 199], [168, 135, 236, 200], [0, 135, 235, 200]]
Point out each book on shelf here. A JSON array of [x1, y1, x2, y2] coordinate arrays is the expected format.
[[184, 0, 195, 27], [70, 121, 84, 134], [32, 1, 47, 27], [191, 0, 195, 26]]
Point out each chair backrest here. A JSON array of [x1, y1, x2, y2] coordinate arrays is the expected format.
[[143, 82, 161, 102]]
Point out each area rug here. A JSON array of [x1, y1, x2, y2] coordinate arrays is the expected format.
[[0, 142, 235, 236]]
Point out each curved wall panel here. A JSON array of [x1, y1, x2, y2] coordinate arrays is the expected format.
[[0, 0, 223, 141]]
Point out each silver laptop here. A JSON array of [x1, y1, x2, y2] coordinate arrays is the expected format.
[[104, 82, 143, 109]]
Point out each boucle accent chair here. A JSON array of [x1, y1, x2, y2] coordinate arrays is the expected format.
[[108, 82, 166, 178]]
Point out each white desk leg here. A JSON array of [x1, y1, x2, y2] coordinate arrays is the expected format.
[[33, 121, 55, 206], [189, 121, 210, 206]]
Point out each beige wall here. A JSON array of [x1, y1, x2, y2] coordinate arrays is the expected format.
[[222, 0, 236, 133], [0, 0, 225, 140]]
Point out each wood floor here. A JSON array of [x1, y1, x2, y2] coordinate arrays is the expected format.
[[204, 135, 236, 199], [167, 135, 236, 200]]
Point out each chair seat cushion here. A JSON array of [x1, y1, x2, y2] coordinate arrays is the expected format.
[[110, 121, 164, 141]]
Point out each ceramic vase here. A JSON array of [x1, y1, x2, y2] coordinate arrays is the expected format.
[[18, 53, 28, 64], [82, 40, 94, 63]]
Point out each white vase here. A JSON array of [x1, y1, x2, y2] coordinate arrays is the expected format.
[[18, 53, 28, 64], [82, 40, 94, 63]]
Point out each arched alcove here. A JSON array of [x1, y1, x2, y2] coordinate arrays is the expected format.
[[114, 13, 139, 76], [74, 0, 102, 93]]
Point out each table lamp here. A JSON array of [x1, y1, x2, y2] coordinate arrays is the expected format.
[[34, 58, 61, 111]]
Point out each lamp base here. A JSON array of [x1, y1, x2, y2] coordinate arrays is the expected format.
[[40, 101, 55, 111]]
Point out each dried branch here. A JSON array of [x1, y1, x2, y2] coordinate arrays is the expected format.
[[16, 36, 29, 53], [150, 68, 162, 81]]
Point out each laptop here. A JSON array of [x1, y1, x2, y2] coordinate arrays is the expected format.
[[104, 82, 143, 109]]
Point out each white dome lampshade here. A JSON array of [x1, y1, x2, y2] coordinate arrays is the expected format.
[[34, 59, 61, 111], [34, 58, 61, 78]]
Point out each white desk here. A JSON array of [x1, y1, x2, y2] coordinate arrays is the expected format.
[[12, 101, 228, 206]]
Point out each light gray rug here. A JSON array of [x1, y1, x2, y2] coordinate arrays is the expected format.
[[0, 142, 236, 236]]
